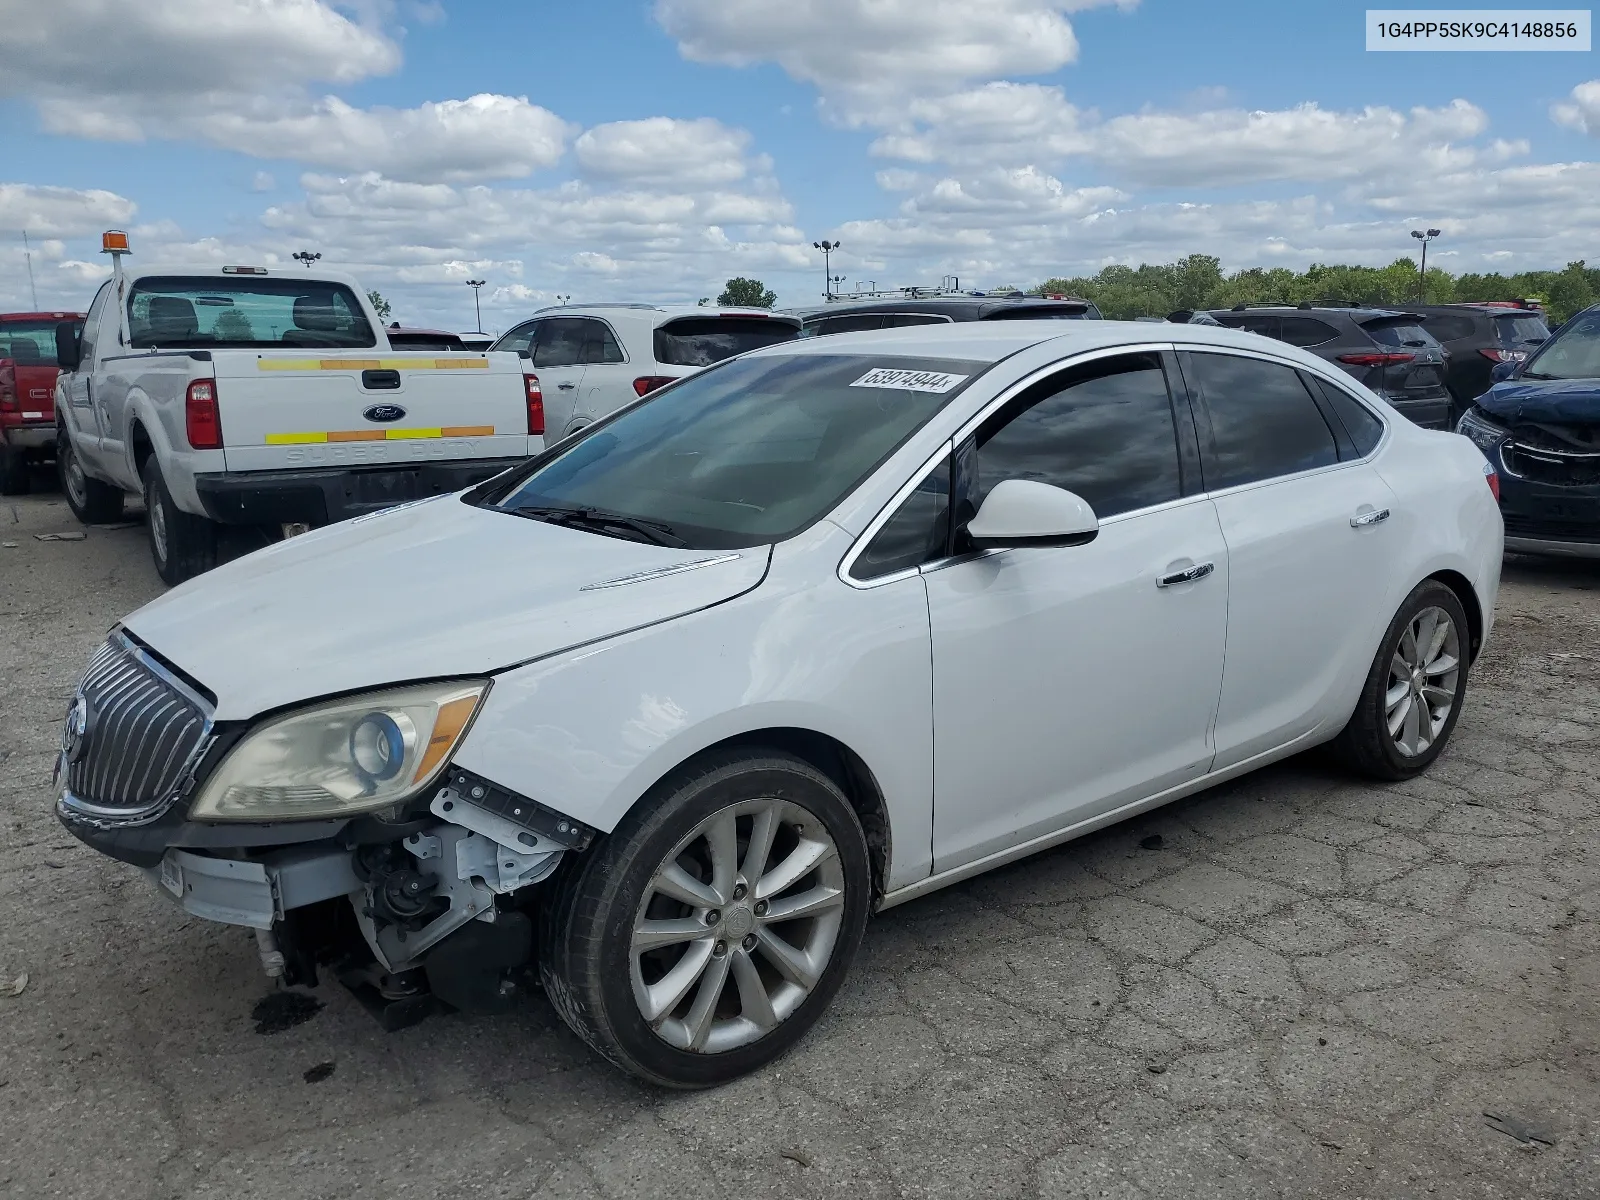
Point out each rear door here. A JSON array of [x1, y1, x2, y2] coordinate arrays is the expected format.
[[1180, 348, 1403, 765], [529, 317, 588, 435], [211, 349, 531, 474], [574, 318, 634, 433]]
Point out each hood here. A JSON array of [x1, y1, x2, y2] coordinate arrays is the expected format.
[[123, 496, 771, 720], [1477, 378, 1600, 424]]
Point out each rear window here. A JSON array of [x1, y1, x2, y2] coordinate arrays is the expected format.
[[1495, 315, 1549, 344], [0, 319, 71, 366], [126, 277, 376, 349], [653, 317, 799, 366], [1362, 321, 1435, 349], [386, 332, 467, 351]]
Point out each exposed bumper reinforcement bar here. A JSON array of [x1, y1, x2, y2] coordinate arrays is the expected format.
[[145, 844, 361, 930]]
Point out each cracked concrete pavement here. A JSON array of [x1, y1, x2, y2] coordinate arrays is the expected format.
[[2, 487, 1598, 1199]]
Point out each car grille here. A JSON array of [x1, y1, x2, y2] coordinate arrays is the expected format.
[[1502, 443, 1600, 488], [61, 636, 211, 819]]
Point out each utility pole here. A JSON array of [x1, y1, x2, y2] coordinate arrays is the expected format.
[[1409, 228, 1440, 302], [812, 240, 841, 299], [292, 250, 321, 269], [22, 230, 38, 309], [465, 279, 486, 333]]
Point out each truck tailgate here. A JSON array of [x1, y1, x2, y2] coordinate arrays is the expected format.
[[211, 352, 535, 473]]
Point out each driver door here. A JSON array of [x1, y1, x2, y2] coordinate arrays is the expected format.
[[925, 351, 1229, 872]]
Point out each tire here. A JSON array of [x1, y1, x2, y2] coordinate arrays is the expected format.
[[540, 749, 872, 1088], [1329, 580, 1472, 780], [57, 431, 123, 523], [0, 444, 30, 496], [142, 457, 217, 585]]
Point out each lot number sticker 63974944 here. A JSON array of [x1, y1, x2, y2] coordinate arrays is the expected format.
[[850, 368, 970, 393]]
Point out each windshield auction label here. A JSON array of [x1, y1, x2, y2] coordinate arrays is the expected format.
[[850, 368, 969, 393]]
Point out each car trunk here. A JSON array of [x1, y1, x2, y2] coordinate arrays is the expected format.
[[1358, 316, 1450, 401]]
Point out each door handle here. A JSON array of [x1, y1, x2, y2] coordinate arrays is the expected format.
[[1156, 561, 1215, 588], [1350, 508, 1390, 528], [556, 382, 577, 390]]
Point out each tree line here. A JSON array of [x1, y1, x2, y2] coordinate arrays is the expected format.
[[1039, 255, 1600, 324]]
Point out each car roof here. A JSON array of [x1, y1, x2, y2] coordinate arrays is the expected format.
[[124, 263, 369, 290], [1210, 305, 1420, 320], [527, 304, 801, 327], [789, 296, 1093, 320], [741, 317, 1325, 366]]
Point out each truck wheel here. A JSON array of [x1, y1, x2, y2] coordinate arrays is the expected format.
[[142, 458, 217, 585], [540, 749, 871, 1088], [58, 432, 123, 523], [0, 444, 30, 496], [1329, 580, 1471, 781]]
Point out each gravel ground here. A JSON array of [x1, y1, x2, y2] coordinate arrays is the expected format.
[[2, 484, 1598, 1200]]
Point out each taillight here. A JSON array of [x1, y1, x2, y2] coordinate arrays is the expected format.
[[1338, 352, 1416, 367], [184, 379, 222, 449], [1483, 458, 1500, 501], [0, 362, 15, 412], [523, 373, 545, 435], [1478, 348, 1527, 362], [633, 375, 675, 397]]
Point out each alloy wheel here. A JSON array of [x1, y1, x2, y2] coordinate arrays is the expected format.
[[630, 798, 845, 1054], [64, 445, 87, 509], [1386, 605, 1460, 757]]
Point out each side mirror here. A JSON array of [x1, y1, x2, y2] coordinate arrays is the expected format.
[[55, 321, 81, 373], [965, 480, 1099, 550], [1490, 360, 1520, 383]]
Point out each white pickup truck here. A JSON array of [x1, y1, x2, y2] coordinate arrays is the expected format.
[[52, 257, 542, 583]]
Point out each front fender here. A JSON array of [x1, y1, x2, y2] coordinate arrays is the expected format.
[[452, 524, 936, 891]]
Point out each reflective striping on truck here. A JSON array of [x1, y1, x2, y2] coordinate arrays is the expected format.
[[256, 358, 490, 371], [264, 425, 496, 445]]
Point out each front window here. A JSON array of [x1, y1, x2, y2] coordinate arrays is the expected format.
[[0, 319, 74, 366], [126, 276, 376, 349], [1523, 308, 1600, 380], [483, 353, 987, 549]]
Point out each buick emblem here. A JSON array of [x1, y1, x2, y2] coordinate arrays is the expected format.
[[62, 695, 91, 764], [363, 403, 407, 423]]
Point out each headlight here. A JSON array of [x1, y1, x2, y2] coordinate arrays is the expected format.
[[1456, 407, 1509, 455], [189, 681, 490, 822]]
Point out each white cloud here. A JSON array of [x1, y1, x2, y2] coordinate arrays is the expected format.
[[1552, 79, 1600, 135], [576, 118, 753, 186], [868, 82, 1090, 165], [657, 0, 1129, 120], [251, 172, 277, 193], [0, 182, 137, 236]]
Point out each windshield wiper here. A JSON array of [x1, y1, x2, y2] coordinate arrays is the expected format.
[[509, 504, 687, 547], [1519, 370, 1555, 380]]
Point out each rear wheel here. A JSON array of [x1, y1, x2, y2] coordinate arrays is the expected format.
[[142, 458, 216, 585], [540, 750, 872, 1087], [0, 444, 30, 495], [1330, 580, 1471, 780], [58, 432, 123, 523]]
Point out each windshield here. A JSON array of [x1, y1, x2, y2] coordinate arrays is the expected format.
[[484, 353, 987, 549], [1523, 308, 1600, 379], [653, 317, 801, 367], [0, 319, 73, 366], [127, 277, 376, 349]]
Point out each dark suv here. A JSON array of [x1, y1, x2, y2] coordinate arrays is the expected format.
[[1206, 305, 1452, 428], [793, 295, 1102, 337], [1409, 303, 1550, 419]]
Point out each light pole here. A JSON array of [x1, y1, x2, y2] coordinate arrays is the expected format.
[[1410, 228, 1440, 301], [465, 279, 485, 333], [292, 250, 321, 269], [812, 240, 841, 299]]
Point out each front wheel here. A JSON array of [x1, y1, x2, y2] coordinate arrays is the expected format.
[[540, 750, 872, 1087], [1330, 580, 1471, 780], [58, 432, 124, 523], [142, 458, 217, 585]]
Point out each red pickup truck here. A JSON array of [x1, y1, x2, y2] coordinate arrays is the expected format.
[[0, 310, 83, 494]]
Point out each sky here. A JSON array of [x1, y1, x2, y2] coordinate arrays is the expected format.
[[3, 0, 1600, 331]]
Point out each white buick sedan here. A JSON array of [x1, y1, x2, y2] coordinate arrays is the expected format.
[[56, 322, 1502, 1087]]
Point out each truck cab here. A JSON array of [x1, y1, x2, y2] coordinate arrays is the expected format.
[[0, 310, 83, 494]]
